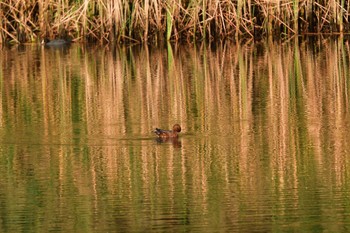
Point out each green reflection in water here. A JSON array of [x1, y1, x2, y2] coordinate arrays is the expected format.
[[1, 38, 350, 232]]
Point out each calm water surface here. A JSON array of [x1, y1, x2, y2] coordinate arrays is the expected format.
[[1, 38, 350, 232]]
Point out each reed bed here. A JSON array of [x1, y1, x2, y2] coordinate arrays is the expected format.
[[1, 0, 350, 44]]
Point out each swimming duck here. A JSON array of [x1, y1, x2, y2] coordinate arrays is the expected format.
[[154, 124, 181, 138], [41, 38, 71, 46]]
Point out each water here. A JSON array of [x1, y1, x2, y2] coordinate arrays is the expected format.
[[1, 38, 350, 232]]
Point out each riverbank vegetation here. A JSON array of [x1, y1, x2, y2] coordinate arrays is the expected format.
[[0, 0, 349, 44]]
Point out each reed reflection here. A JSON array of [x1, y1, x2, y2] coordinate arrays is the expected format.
[[1, 38, 350, 232]]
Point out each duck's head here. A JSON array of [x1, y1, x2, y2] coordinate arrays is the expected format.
[[173, 124, 181, 133]]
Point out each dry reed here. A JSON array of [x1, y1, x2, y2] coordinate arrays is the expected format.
[[0, 0, 350, 44]]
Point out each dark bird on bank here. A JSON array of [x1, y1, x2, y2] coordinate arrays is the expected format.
[[154, 124, 181, 138], [41, 38, 71, 46]]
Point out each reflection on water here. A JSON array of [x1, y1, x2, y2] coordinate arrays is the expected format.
[[156, 137, 182, 148], [1, 38, 350, 232]]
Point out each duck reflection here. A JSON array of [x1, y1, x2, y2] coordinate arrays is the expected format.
[[155, 137, 182, 148]]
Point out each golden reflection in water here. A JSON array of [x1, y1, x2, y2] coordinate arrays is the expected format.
[[1, 38, 350, 231]]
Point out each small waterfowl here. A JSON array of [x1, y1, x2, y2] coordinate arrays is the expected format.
[[41, 38, 71, 46], [154, 124, 181, 138]]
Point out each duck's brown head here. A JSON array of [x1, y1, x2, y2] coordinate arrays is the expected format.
[[173, 124, 181, 133]]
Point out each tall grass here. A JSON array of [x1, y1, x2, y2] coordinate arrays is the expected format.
[[1, 0, 350, 44]]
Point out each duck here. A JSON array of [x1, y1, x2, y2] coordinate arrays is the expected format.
[[41, 38, 71, 46], [154, 124, 181, 138]]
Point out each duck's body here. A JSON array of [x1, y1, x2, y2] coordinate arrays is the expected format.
[[41, 38, 71, 46], [154, 124, 181, 138]]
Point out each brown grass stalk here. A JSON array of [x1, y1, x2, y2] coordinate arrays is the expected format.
[[0, 0, 350, 44]]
